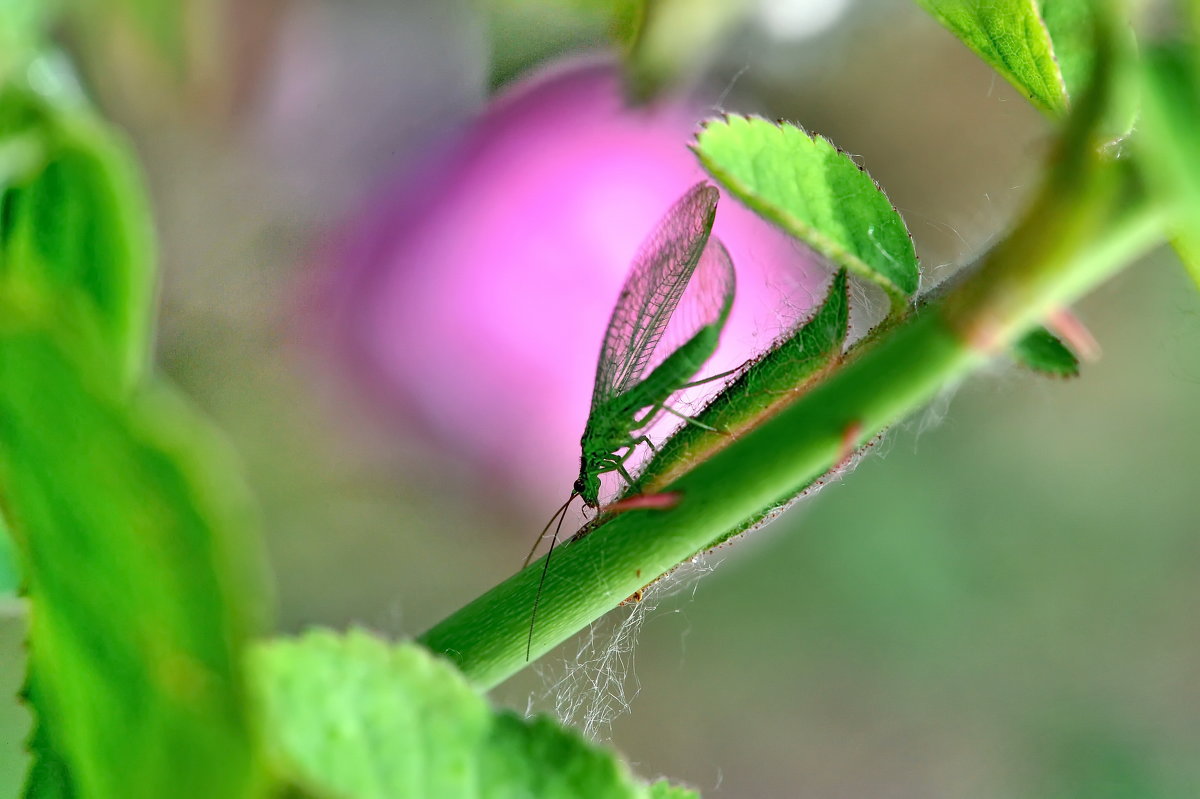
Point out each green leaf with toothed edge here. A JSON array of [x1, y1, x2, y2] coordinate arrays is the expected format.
[[254, 630, 689, 799], [693, 116, 918, 307], [915, 0, 1068, 116], [1010, 325, 1080, 377], [917, 0, 1136, 135]]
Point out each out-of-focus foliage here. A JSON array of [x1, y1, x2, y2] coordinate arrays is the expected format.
[[622, 0, 748, 101], [98, 0, 187, 70], [647, 781, 699, 799], [0, 320, 267, 799], [1010, 326, 1080, 377], [486, 0, 643, 88], [1139, 42, 1200, 290], [0, 14, 264, 797], [0, 51, 157, 603], [0, 79, 156, 389], [255, 630, 692, 799], [486, 0, 753, 100], [0, 0, 51, 82], [0, 512, 15, 596]]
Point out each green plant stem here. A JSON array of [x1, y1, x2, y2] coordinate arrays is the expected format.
[[420, 153, 1163, 689]]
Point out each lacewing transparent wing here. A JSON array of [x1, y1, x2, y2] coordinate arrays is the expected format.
[[590, 182, 721, 408], [525, 181, 737, 658], [573, 181, 734, 506]]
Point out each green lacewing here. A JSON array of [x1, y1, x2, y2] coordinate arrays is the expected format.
[[524, 181, 736, 658]]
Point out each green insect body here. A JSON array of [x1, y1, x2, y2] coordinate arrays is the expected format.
[[525, 181, 736, 658], [573, 267, 734, 506]]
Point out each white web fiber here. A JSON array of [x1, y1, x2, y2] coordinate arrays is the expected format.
[[531, 555, 717, 742]]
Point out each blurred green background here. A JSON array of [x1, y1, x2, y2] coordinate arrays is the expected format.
[[3, 0, 1199, 796]]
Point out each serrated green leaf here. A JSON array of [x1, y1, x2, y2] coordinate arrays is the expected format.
[[0, 85, 156, 388], [1138, 44, 1200, 292], [633, 269, 849, 497], [694, 117, 918, 307], [915, 0, 1068, 116], [482, 714, 641, 799], [0, 321, 266, 799], [21, 674, 73, 799], [918, 0, 1136, 135], [1010, 325, 1080, 377], [255, 631, 675, 799]]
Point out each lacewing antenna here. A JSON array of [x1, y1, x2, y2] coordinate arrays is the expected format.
[[526, 493, 577, 660]]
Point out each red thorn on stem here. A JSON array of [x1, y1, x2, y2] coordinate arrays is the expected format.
[[1046, 306, 1101, 362], [605, 492, 682, 514], [837, 420, 864, 466]]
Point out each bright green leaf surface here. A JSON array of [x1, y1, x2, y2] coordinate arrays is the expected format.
[[1011, 325, 1080, 377], [1138, 45, 1200, 291], [916, 0, 1068, 115], [255, 630, 670, 799], [0, 322, 266, 799], [694, 116, 918, 305], [0, 85, 156, 389]]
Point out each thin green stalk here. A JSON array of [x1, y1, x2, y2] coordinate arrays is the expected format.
[[420, 157, 1164, 689]]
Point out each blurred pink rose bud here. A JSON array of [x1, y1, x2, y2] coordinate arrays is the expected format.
[[329, 57, 827, 505]]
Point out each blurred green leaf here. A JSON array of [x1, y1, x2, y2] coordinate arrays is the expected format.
[[915, 0, 1068, 116], [1138, 44, 1200, 291], [22, 676, 73, 799], [0, 320, 267, 799], [0, 0, 52, 83], [694, 116, 918, 306], [623, 0, 747, 101], [1039, 0, 1099, 104], [648, 781, 699, 799], [255, 630, 675, 799], [96, 0, 186, 73], [0, 85, 156, 388], [0, 511, 16, 596], [1011, 326, 1080, 377], [487, 0, 642, 89]]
